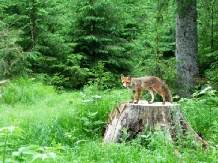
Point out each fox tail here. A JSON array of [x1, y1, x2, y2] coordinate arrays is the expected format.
[[162, 82, 173, 103]]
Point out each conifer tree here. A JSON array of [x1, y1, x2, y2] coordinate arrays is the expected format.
[[71, 0, 132, 80]]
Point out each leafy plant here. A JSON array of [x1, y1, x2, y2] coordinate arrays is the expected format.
[[0, 126, 23, 163], [0, 126, 66, 162], [207, 120, 218, 145], [12, 145, 59, 162], [180, 86, 218, 137]]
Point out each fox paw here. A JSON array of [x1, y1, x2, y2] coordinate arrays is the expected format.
[[148, 101, 153, 104]]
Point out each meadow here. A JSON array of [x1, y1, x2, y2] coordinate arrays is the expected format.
[[0, 77, 218, 163]]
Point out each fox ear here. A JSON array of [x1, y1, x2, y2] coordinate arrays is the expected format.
[[128, 75, 132, 80], [121, 74, 124, 80]]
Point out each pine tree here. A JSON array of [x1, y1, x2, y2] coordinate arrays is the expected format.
[[71, 0, 133, 82]]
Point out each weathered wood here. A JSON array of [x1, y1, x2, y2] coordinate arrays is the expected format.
[[0, 80, 7, 86], [0, 80, 8, 98], [103, 101, 207, 149]]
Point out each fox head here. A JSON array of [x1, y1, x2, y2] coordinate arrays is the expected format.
[[121, 74, 132, 87]]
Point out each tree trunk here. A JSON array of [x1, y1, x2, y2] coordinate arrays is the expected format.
[[103, 102, 207, 149], [29, 0, 37, 49], [176, 0, 199, 97]]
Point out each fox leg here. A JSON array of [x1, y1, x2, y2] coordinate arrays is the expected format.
[[134, 88, 141, 104], [129, 90, 136, 103], [154, 89, 166, 105], [148, 88, 155, 104], [161, 95, 166, 105]]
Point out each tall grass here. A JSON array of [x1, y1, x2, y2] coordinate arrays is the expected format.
[[0, 77, 218, 162], [180, 88, 218, 144]]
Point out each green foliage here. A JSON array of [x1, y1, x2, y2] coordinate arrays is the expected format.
[[49, 54, 91, 89], [2, 0, 218, 159], [68, 135, 179, 163], [123, 0, 176, 90], [13, 145, 58, 163], [180, 86, 218, 140], [87, 61, 120, 90], [136, 57, 176, 90], [0, 126, 23, 163], [0, 126, 63, 162], [1, 78, 218, 162], [1, 0, 134, 88], [0, 77, 128, 144], [0, 0, 218, 91], [204, 51, 218, 89], [0, 0, 177, 91], [198, 0, 218, 83], [2, 77, 55, 105], [0, 21, 30, 78], [207, 120, 218, 146], [71, 0, 133, 86]]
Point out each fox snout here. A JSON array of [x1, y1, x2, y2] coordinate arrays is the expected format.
[[122, 82, 128, 87]]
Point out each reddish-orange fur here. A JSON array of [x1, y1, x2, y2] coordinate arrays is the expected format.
[[121, 74, 173, 105]]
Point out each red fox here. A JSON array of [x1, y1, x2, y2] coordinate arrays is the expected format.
[[121, 74, 173, 105]]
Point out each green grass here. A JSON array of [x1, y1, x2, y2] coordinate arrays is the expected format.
[[0, 77, 218, 162]]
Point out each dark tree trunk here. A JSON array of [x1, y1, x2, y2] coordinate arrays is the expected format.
[[29, 0, 37, 49], [176, 0, 199, 97], [103, 102, 207, 149]]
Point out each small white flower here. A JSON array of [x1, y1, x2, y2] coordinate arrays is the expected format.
[[94, 95, 102, 99], [83, 99, 93, 103]]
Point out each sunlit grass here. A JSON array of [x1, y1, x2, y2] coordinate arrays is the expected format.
[[1, 77, 218, 162]]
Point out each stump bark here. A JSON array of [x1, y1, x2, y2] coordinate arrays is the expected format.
[[103, 101, 207, 149]]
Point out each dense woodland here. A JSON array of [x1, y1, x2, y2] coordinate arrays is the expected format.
[[1, 0, 218, 162], [1, 0, 218, 94]]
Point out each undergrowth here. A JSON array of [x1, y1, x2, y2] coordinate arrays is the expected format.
[[0, 77, 218, 162]]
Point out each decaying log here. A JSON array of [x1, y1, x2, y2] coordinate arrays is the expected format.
[[103, 101, 207, 149], [0, 80, 8, 98], [0, 80, 7, 86]]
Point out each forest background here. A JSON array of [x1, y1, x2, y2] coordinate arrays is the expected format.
[[1, 0, 218, 162], [1, 0, 218, 91]]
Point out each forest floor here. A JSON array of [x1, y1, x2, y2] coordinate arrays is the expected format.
[[0, 77, 218, 163]]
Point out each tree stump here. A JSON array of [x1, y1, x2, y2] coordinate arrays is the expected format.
[[103, 101, 207, 149]]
